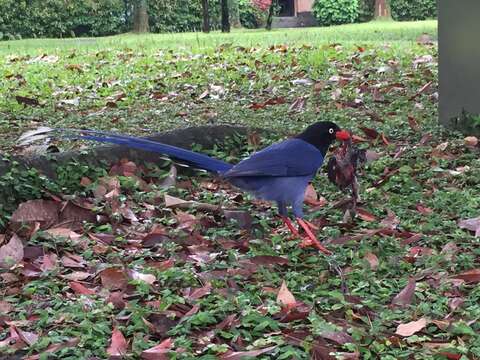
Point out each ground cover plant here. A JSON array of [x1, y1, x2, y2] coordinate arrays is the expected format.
[[2, 20, 480, 359]]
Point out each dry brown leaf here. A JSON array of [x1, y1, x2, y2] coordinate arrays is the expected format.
[[364, 252, 379, 270], [356, 208, 377, 222], [0, 300, 14, 314], [100, 267, 129, 290], [458, 217, 480, 237], [46, 228, 81, 241], [174, 210, 199, 231], [451, 269, 480, 283], [107, 327, 128, 357], [395, 318, 427, 337], [16, 327, 39, 346], [186, 282, 212, 301], [465, 136, 478, 147], [304, 184, 318, 205], [141, 338, 173, 360], [220, 346, 277, 360], [10, 200, 60, 229], [0, 234, 24, 269], [69, 281, 96, 295], [277, 281, 296, 310], [127, 269, 156, 285], [392, 277, 416, 306], [165, 194, 219, 212]]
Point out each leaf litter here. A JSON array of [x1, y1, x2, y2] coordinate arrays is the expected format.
[[3, 36, 480, 360]]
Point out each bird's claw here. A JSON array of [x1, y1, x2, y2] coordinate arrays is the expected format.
[[280, 216, 331, 255]]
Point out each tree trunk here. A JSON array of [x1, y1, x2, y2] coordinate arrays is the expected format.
[[201, 0, 210, 33], [375, 0, 390, 18], [133, 0, 149, 33], [229, 0, 241, 28], [265, 1, 276, 30], [221, 0, 231, 33]]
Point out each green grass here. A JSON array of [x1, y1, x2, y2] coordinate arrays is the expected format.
[[0, 21, 437, 152], [1, 20, 436, 55], [4, 20, 480, 360]]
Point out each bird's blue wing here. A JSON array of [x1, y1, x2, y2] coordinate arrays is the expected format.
[[223, 138, 324, 178]]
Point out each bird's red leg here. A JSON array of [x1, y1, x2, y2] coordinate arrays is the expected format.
[[296, 218, 332, 255], [302, 219, 319, 230], [281, 216, 301, 238]]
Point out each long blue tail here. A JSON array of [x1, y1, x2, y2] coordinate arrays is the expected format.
[[62, 129, 234, 174]]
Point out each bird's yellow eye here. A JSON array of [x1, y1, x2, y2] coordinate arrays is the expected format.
[[329, 128, 334, 134]]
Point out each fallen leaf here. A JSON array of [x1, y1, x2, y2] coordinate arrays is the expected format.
[[320, 331, 353, 345], [141, 338, 173, 360], [395, 318, 427, 337], [220, 345, 277, 360], [248, 255, 288, 266], [61, 253, 86, 268], [448, 297, 465, 312], [465, 136, 478, 147], [61, 271, 92, 281], [186, 282, 212, 301], [69, 281, 96, 295], [408, 115, 420, 131], [278, 301, 312, 322], [277, 281, 296, 310], [106, 291, 126, 310], [451, 269, 480, 283], [99, 267, 129, 290], [165, 194, 219, 212], [365, 150, 381, 162], [24, 338, 80, 360], [127, 269, 156, 285], [10, 200, 60, 229], [438, 353, 462, 360], [416, 204, 433, 215], [16, 327, 39, 346], [289, 96, 307, 111], [174, 210, 199, 231], [0, 300, 14, 314], [364, 252, 379, 270], [360, 126, 379, 140], [223, 210, 252, 230], [46, 228, 81, 241], [0, 234, 24, 269], [107, 327, 128, 358], [417, 33, 434, 45], [40, 252, 58, 271], [410, 81, 433, 100], [392, 277, 416, 306], [458, 217, 480, 237], [304, 183, 319, 205], [356, 208, 377, 222], [16, 95, 41, 107]]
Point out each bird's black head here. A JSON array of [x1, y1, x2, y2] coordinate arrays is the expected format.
[[296, 121, 350, 156]]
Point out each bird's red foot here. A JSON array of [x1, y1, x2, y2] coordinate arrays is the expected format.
[[280, 216, 332, 255], [296, 218, 332, 255]]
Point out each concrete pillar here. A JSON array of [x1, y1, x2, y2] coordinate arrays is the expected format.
[[439, 0, 480, 134]]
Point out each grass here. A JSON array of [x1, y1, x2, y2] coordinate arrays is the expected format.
[[0, 20, 437, 152], [4, 20, 480, 360], [1, 20, 436, 55]]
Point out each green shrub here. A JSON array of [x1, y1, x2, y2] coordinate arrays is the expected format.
[[0, 0, 262, 40], [357, 0, 375, 22], [238, 0, 266, 29], [148, 0, 222, 33], [312, 0, 359, 26], [0, 0, 127, 39], [390, 0, 437, 21]]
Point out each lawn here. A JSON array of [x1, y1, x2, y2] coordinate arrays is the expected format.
[[2, 20, 480, 360]]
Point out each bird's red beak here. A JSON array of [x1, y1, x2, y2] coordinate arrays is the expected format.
[[335, 130, 350, 141]]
